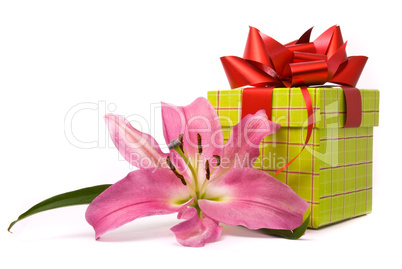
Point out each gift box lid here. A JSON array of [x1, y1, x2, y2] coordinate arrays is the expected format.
[[207, 88, 379, 128]]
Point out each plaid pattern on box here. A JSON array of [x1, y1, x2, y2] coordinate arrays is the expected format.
[[207, 88, 379, 228]]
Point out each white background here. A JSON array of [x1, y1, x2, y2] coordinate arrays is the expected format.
[[1, 0, 400, 268]]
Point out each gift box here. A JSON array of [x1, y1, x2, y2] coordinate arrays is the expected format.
[[208, 87, 379, 228], [212, 25, 379, 228]]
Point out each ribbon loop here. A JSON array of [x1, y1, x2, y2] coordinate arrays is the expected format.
[[284, 60, 328, 87], [293, 51, 326, 62], [286, 43, 316, 53]]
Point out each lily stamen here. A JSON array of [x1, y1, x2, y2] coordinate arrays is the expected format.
[[213, 155, 221, 166], [205, 160, 210, 180], [168, 139, 199, 196], [178, 134, 184, 153], [208, 155, 221, 176], [166, 156, 187, 186], [197, 133, 202, 154]]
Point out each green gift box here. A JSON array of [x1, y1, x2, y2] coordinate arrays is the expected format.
[[207, 87, 379, 228]]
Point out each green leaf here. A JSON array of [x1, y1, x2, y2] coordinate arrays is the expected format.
[[8, 184, 112, 232], [259, 215, 311, 239]]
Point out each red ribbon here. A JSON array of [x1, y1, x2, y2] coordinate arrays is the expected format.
[[220, 25, 368, 174]]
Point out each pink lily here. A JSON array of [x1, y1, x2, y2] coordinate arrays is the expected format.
[[85, 97, 309, 247]]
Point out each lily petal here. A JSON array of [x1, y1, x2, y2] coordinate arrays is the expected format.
[[161, 97, 224, 160], [86, 168, 193, 239], [170, 207, 222, 247], [221, 110, 280, 171], [105, 114, 167, 169], [199, 168, 309, 230]]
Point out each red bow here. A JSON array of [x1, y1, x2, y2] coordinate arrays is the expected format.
[[221, 25, 367, 89], [220, 26, 368, 174]]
